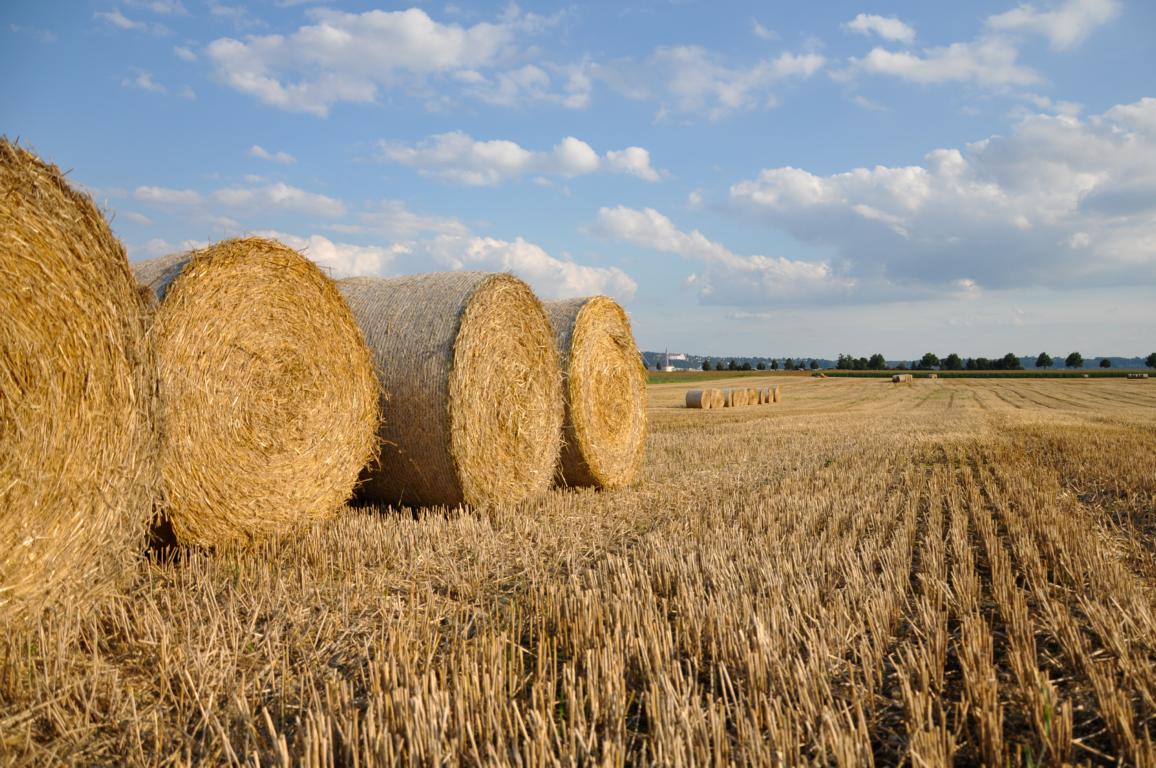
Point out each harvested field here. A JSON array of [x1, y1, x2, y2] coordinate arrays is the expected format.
[[3, 376, 1156, 765]]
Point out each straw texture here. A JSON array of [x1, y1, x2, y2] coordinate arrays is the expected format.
[[1, 140, 153, 624], [340, 272, 563, 508], [773, 385, 781, 403], [544, 296, 647, 489], [135, 238, 379, 548]]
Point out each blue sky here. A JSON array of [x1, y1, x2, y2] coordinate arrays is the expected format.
[[3, 0, 1154, 358]]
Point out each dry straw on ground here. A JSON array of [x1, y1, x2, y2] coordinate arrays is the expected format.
[[544, 296, 647, 489], [134, 238, 379, 548], [340, 273, 563, 509], [0, 140, 153, 624], [685, 388, 722, 409]]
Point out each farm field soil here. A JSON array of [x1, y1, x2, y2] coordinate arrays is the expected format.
[[3, 377, 1155, 765]]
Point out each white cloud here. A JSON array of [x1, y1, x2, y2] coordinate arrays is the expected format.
[[848, 36, 1039, 87], [256, 231, 636, 300], [95, 8, 169, 35], [121, 211, 153, 226], [126, 0, 187, 14], [728, 97, 1156, 295], [330, 199, 469, 240], [205, 7, 546, 115], [751, 20, 777, 41], [605, 147, 662, 182], [212, 182, 345, 217], [248, 144, 296, 164], [377, 132, 662, 186], [844, 14, 915, 44], [647, 46, 825, 120], [173, 45, 197, 62], [592, 206, 851, 304], [208, 2, 264, 30], [986, 0, 1119, 50], [133, 185, 202, 205], [122, 71, 166, 93]]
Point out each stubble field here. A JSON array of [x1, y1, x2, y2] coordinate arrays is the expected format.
[[2, 376, 1155, 766]]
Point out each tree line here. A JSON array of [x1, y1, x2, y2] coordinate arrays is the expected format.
[[835, 351, 1156, 371], [701, 359, 820, 371]]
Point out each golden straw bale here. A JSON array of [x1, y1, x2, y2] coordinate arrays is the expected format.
[[686, 389, 712, 409], [134, 238, 379, 548], [545, 296, 647, 489], [773, 385, 782, 403], [1, 140, 153, 624], [340, 273, 563, 508], [711, 389, 725, 408]]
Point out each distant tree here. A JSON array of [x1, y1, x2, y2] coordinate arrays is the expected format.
[[1065, 352, 1084, 369], [1035, 352, 1054, 369], [770, 359, 779, 370], [1147, 352, 1156, 369], [1099, 358, 1111, 368], [810, 359, 820, 370], [895, 361, 907, 370], [756, 361, 766, 370], [727, 359, 738, 371], [835, 353, 850, 370], [942, 353, 963, 371], [964, 358, 976, 370], [1000, 352, 1022, 370], [741, 361, 753, 371], [702, 360, 712, 371], [868, 353, 886, 370], [920, 352, 941, 370], [974, 357, 992, 370], [784, 359, 796, 371]]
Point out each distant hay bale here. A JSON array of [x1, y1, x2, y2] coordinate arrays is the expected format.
[[135, 238, 379, 548], [928, 373, 939, 380], [892, 374, 913, 384], [773, 385, 781, 403], [1, 140, 153, 623], [340, 273, 563, 508], [545, 296, 647, 489], [723, 388, 739, 407], [1127, 373, 1149, 379], [746, 387, 759, 405], [686, 388, 722, 410]]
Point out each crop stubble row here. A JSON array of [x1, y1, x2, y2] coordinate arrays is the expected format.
[[2, 377, 1155, 765]]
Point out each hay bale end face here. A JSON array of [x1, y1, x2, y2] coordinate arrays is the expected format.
[[1, 140, 153, 623], [773, 385, 782, 403], [545, 297, 647, 489], [135, 238, 379, 548], [341, 273, 563, 508]]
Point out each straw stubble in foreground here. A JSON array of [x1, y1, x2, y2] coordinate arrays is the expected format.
[[0, 140, 153, 624], [2, 377, 1155, 765], [134, 238, 379, 547], [340, 272, 563, 509]]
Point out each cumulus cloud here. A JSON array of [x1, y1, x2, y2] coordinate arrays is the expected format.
[[122, 71, 167, 93], [205, 6, 558, 115], [212, 182, 346, 217], [248, 144, 296, 164], [592, 206, 851, 304], [133, 185, 202, 205], [256, 231, 636, 300], [645, 46, 825, 120], [986, 0, 1119, 50], [847, 36, 1039, 87], [173, 45, 197, 62], [329, 199, 469, 240], [728, 97, 1156, 294], [95, 8, 169, 35], [844, 14, 915, 44], [377, 132, 662, 186]]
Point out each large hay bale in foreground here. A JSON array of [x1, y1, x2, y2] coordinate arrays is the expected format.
[[545, 297, 647, 489], [135, 238, 379, 547], [1, 140, 153, 623], [340, 273, 563, 508]]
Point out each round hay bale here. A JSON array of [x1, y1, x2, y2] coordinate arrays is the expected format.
[[339, 273, 563, 508], [773, 385, 782, 402], [135, 237, 379, 547], [711, 389, 725, 408], [1, 140, 153, 623], [686, 389, 710, 409], [544, 296, 647, 489]]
